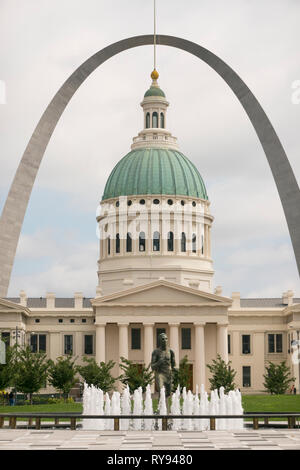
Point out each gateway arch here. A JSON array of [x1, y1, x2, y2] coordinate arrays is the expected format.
[[0, 34, 299, 297]]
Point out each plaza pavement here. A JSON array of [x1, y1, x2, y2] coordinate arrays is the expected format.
[[0, 428, 300, 450]]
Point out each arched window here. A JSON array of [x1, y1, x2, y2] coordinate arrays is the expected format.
[[107, 236, 111, 255], [181, 232, 186, 252], [152, 112, 158, 128], [153, 231, 160, 251], [192, 233, 197, 253], [126, 232, 132, 252], [146, 112, 150, 129], [167, 231, 174, 251], [160, 112, 165, 128], [116, 233, 120, 253], [139, 232, 146, 252]]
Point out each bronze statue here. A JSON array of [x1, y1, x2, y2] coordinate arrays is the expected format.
[[151, 332, 176, 397]]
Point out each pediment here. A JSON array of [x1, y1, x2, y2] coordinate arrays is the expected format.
[[0, 298, 30, 315], [92, 281, 232, 306]]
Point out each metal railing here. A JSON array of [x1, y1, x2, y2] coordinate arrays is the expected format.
[[0, 412, 300, 431]]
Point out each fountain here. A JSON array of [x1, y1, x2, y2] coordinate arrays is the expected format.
[[82, 383, 244, 431], [144, 384, 154, 431]]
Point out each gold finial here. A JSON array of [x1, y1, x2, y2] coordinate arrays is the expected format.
[[151, 69, 159, 80]]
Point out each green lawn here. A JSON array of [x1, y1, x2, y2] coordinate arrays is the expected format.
[[242, 394, 300, 413], [0, 395, 299, 415], [0, 403, 83, 414]]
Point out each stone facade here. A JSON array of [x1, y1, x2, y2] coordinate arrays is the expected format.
[[0, 289, 299, 394]]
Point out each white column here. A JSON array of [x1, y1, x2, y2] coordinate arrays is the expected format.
[[96, 324, 106, 364], [144, 323, 155, 393], [217, 324, 228, 363], [194, 323, 206, 390], [119, 323, 129, 360], [144, 323, 154, 367], [169, 323, 180, 368]]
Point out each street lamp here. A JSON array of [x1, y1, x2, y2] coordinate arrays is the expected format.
[[11, 326, 21, 346]]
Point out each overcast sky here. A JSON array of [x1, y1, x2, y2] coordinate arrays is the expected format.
[[0, 0, 300, 299]]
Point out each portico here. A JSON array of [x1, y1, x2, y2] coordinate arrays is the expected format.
[[92, 280, 231, 391]]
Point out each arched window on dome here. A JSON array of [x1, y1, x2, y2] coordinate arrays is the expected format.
[[160, 112, 165, 128], [107, 236, 111, 255], [152, 112, 158, 128], [192, 233, 197, 253], [153, 231, 160, 251], [146, 112, 150, 129], [167, 231, 174, 252], [126, 232, 132, 253], [116, 233, 120, 253], [181, 232, 186, 252], [139, 232, 146, 252]]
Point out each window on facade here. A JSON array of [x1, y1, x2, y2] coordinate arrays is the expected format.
[[242, 335, 251, 354], [156, 328, 166, 347], [30, 334, 46, 353], [107, 236, 111, 255], [84, 335, 93, 355], [160, 112, 165, 128], [126, 232, 132, 252], [243, 366, 251, 387], [181, 328, 191, 350], [1, 332, 10, 350], [31, 334, 38, 353], [167, 231, 174, 252], [82, 319, 87, 323], [201, 234, 204, 255], [139, 232, 146, 252], [192, 233, 197, 253], [153, 231, 160, 251], [39, 334, 46, 352], [58, 319, 63, 323], [146, 112, 150, 128], [268, 333, 283, 353], [181, 232, 186, 252], [131, 328, 141, 350], [116, 233, 120, 253], [228, 334, 231, 354], [152, 112, 158, 128], [64, 335, 73, 355]]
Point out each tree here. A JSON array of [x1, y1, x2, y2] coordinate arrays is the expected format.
[[48, 356, 77, 399], [12, 346, 49, 404], [119, 357, 154, 393], [172, 355, 191, 392], [207, 354, 236, 393], [263, 361, 295, 395], [77, 358, 117, 393]]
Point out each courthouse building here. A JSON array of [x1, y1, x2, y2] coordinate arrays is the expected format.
[[0, 71, 299, 394]]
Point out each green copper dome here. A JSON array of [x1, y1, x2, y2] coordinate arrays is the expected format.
[[102, 148, 208, 201], [144, 86, 166, 98]]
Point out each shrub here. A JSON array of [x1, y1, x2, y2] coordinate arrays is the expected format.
[[119, 357, 154, 393], [207, 354, 236, 393], [263, 361, 295, 394], [77, 358, 117, 393]]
